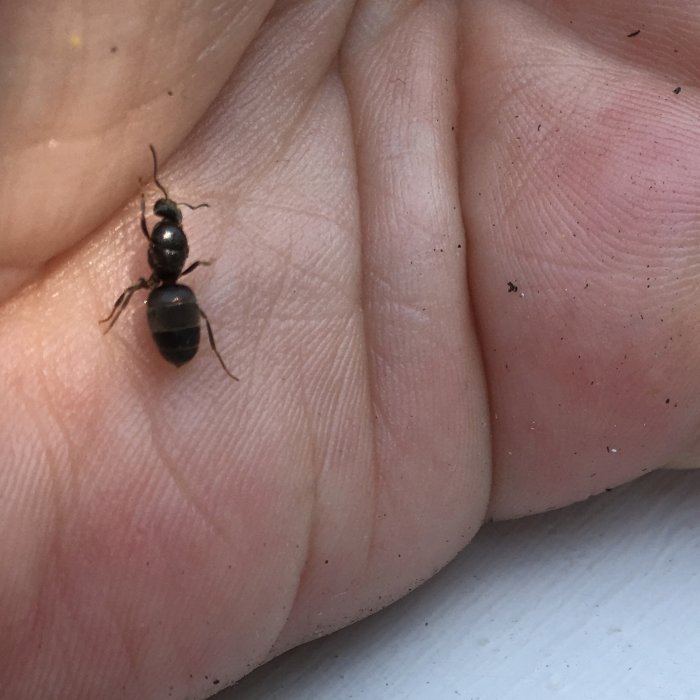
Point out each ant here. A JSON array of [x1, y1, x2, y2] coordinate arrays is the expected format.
[[100, 144, 239, 380]]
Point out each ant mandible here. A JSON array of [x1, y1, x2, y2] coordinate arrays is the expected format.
[[100, 144, 239, 381]]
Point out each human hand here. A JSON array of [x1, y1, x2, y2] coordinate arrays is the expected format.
[[1, 1, 697, 697]]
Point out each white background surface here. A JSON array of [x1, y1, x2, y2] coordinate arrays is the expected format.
[[218, 469, 700, 699]]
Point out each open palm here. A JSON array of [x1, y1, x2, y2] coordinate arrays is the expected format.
[[2, 1, 698, 697]]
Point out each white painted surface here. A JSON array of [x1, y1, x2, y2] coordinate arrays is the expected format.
[[218, 470, 700, 699]]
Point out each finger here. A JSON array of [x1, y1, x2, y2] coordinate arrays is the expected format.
[[0, 0, 273, 294], [460, 0, 700, 517], [261, 0, 495, 658]]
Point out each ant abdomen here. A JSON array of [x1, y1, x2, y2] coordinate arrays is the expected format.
[[147, 284, 200, 367]]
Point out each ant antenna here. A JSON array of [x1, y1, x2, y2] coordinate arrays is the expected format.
[[149, 144, 170, 199], [149, 144, 209, 210]]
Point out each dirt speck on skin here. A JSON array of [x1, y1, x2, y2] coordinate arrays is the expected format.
[[673, 86, 682, 94], [627, 29, 641, 37], [507, 281, 518, 293]]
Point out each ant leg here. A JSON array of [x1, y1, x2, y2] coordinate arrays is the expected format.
[[181, 260, 212, 277], [100, 278, 149, 332], [140, 194, 150, 240], [198, 306, 239, 381]]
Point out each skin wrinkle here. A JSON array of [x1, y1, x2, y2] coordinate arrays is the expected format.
[[244, 199, 355, 232], [252, 227, 295, 353], [207, 2, 356, 196], [333, 35, 382, 604], [19, 382, 70, 582], [149, 426, 234, 547], [349, 0, 425, 48], [82, 598, 137, 696], [101, 592, 144, 693], [0, 391, 57, 660], [137, 383, 235, 551], [268, 359, 324, 656], [264, 51, 375, 646], [3, 449, 56, 678], [252, 227, 354, 310], [34, 550, 85, 693]]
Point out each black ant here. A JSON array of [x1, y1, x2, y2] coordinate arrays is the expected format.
[[100, 145, 238, 380]]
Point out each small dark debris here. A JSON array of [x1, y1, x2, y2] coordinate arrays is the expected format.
[[213, 680, 220, 686], [537, 123, 542, 131], [605, 487, 614, 492], [627, 29, 641, 38], [673, 86, 682, 94], [507, 281, 518, 293]]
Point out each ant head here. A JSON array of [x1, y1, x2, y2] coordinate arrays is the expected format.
[[153, 198, 182, 224]]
